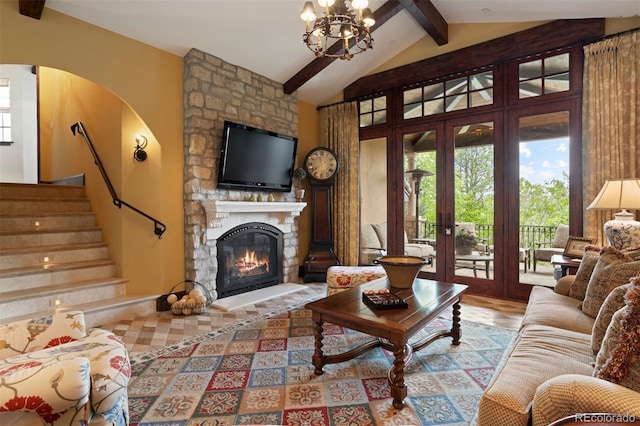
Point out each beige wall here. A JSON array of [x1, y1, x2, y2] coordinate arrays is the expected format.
[[39, 68, 124, 275], [360, 138, 388, 228], [0, 2, 185, 294]]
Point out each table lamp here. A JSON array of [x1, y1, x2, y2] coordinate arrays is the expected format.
[[587, 178, 640, 250]]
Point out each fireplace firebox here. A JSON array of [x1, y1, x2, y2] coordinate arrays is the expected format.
[[216, 222, 283, 299]]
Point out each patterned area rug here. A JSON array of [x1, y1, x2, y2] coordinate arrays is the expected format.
[[128, 305, 516, 426]]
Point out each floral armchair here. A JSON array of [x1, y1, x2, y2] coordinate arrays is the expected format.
[[0, 311, 130, 425]]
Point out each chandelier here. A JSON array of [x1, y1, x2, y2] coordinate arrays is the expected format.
[[300, 0, 375, 60]]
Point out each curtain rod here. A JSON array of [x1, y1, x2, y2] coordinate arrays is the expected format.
[[582, 26, 639, 47], [316, 99, 354, 111]]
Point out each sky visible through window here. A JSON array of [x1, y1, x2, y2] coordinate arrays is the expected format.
[[520, 138, 569, 184]]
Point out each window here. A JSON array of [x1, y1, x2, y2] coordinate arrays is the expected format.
[[359, 95, 386, 127], [518, 52, 570, 99], [0, 78, 11, 145], [402, 68, 494, 120]]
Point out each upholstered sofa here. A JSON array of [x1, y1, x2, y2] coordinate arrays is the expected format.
[[477, 245, 640, 425], [0, 311, 130, 425], [360, 222, 435, 265]]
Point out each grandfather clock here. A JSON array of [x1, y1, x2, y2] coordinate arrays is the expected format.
[[302, 147, 341, 282]]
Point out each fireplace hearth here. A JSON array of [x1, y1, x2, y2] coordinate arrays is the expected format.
[[216, 222, 283, 299]]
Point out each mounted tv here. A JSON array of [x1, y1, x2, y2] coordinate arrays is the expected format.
[[217, 121, 298, 192]]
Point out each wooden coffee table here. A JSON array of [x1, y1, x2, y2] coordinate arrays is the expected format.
[[305, 277, 468, 409]]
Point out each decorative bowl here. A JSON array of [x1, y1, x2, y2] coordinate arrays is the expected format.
[[373, 255, 429, 288]]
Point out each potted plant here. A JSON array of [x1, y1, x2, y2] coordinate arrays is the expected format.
[[455, 229, 477, 255], [294, 167, 307, 201]]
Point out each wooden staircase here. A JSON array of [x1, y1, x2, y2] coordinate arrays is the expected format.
[[0, 183, 157, 327]]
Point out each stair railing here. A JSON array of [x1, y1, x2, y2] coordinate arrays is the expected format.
[[70, 121, 167, 239]]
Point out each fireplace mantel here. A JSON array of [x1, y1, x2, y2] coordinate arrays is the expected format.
[[202, 200, 306, 239]]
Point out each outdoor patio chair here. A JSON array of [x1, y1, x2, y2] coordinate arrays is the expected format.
[[532, 224, 569, 271]]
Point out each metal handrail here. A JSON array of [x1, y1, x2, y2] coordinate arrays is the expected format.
[[70, 121, 167, 239]]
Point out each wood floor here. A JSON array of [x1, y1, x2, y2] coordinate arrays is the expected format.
[[461, 293, 527, 330], [103, 283, 527, 359]]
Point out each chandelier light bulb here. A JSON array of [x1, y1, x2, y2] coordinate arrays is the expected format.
[[340, 24, 353, 39], [300, 2, 317, 22], [351, 0, 368, 10], [362, 8, 375, 27], [318, 0, 335, 7]]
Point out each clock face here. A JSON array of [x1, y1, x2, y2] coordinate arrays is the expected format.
[[304, 148, 339, 182]]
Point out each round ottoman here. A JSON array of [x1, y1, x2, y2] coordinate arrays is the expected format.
[[326, 265, 387, 296]]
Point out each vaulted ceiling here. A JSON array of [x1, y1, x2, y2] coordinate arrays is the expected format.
[[19, 0, 640, 105]]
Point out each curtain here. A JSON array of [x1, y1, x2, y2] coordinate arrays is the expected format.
[[320, 101, 360, 265], [582, 31, 639, 245]]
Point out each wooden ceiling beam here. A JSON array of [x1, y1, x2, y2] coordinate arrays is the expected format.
[[19, 0, 46, 20], [399, 0, 447, 45], [344, 19, 605, 100], [284, 0, 404, 95]]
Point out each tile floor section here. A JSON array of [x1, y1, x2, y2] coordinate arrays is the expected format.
[[101, 283, 527, 360]]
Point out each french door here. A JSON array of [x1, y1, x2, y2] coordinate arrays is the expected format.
[[404, 112, 504, 295], [505, 101, 579, 299]]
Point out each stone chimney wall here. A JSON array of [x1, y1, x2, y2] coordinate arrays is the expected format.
[[183, 48, 300, 298]]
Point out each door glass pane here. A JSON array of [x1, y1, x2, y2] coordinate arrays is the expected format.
[[404, 131, 437, 274], [454, 121, 494, 280], [360, 137, 388, 265], [518, 111, 570, 286]]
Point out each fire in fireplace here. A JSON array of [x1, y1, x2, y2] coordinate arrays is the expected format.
[[216, 222, 283, 299], [232, 249, 269, 276]]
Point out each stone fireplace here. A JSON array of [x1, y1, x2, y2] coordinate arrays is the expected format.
[[183, 49, 301, 301]]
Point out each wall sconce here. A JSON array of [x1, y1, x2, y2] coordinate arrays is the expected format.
[[134, 135, 148, 162]]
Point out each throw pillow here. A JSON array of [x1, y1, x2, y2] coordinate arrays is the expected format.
[[568, 245, 601, 300], [581, 246, 640, 318], [624, 245, 640, 259], [591, 280, 634, 354], [594, 282, 640, 392]]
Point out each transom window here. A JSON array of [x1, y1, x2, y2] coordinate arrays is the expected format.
[[402, 68, 494, 120], [0, 78, 11, 144], [518, 52, 570, 99], [359, 95, 386, 128]]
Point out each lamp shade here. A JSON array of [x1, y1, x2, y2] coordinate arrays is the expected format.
[[587, 179, 640, 211], [587, 178, 640, 250]]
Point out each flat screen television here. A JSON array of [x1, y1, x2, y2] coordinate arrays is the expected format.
[[217, 121, 298, 192]]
